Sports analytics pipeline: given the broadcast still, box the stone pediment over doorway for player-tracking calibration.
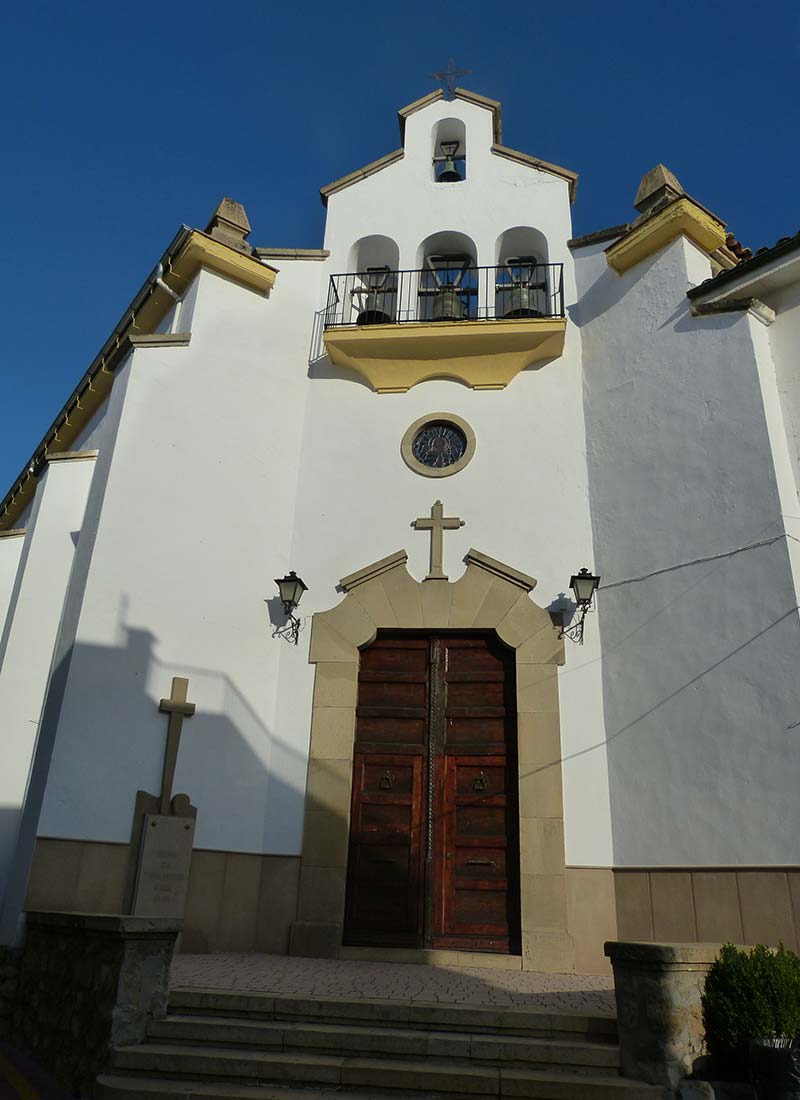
[309,548,564,664]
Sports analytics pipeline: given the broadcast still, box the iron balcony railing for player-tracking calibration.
[323,262,565,329]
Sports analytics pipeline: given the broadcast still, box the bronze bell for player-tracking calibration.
[437,139,463,183]
[432,286,465,321]
[501,256,544,319]
[355,266,392,326]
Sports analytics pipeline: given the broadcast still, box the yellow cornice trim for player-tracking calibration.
[605,197,727,274]
[174,231,277,296]
[323,318,566,393]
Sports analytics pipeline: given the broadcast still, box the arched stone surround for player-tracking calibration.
[289,547,577,972]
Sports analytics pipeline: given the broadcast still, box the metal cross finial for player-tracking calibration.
[412,500,465,580]
[429,58,473,100]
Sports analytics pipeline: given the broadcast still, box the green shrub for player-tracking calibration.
[702,943,800,1074]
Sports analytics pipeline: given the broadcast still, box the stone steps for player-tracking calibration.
[104,1043,665,1099]
[147,1014,620,1073]
[169,989,618,1043]
[96,987,666,1100]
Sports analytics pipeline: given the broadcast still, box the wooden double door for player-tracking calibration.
[343,632,521,954]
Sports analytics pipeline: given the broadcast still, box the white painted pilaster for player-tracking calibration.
[0,455,96,944]
[0,531,25,640]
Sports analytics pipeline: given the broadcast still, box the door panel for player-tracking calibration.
[344,751,424,944]
[344,632,520,955]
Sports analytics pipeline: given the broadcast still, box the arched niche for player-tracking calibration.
[431,117,467,183]
[494,227,552,320]
[416,230,478,323]
[345,235,400,326]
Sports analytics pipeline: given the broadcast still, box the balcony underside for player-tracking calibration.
[323,318,567,393]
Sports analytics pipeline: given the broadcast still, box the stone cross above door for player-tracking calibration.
[412,500,464,581]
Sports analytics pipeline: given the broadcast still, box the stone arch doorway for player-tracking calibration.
[289,547,572,972]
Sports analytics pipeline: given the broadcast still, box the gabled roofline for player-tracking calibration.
[320,89,578,207]
[491,144,578,204]
[320,148,404,207]
[396,87,503,144]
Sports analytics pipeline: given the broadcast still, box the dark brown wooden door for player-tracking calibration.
[344,632,520,954]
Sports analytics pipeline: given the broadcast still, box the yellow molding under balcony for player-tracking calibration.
[605,197,727,274]
[323,318,566,393]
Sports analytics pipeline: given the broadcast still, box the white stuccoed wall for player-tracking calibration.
[25,95,800,878]
[768,282,800,503]
[32,96,614,866]
[38,262,316,854]
[0,535,25,637]
[0,457,96,941]
[576,234,800,866]
[290,97,614,866]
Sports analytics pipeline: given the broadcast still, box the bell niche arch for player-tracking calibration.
[495,226,551,320]
[346,234,400,326]
[417,230,478,323]
[289,547,575,972]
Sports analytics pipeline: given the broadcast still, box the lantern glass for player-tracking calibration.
[440,139,460,159]
[570,568,599,607]
[275,571,307,610]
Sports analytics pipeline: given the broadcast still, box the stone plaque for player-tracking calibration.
[132,814,196,918]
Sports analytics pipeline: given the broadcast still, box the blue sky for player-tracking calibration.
[1,0,798,494]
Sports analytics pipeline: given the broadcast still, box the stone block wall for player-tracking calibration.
[0,945,20,1039]
[11,911,180,1095]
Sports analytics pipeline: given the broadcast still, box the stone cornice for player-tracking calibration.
[605,196,727,274]
[339,551,408,592]
[465,548,537,591]
[690,297,775,326]
[320,150,405,207]
[491,145,578,203]
[45,450,99,464]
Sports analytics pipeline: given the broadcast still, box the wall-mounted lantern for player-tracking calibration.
[274,570,307,644]
[561,567,601,645]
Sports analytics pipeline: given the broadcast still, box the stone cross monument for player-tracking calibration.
[126,677,198,919]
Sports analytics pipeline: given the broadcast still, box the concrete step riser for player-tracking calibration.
[109,1049,663,1099]
[147,1018,619,1074]
[98,1085,664,1100]
[98,1082,655,1100]
[168,993,617,1045]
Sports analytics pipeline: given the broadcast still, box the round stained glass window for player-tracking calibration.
[412,422,467,469]
[401,413,476,478]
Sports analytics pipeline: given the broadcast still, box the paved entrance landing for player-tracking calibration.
[172,953,616,1017]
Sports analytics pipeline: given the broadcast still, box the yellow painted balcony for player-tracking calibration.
[322,263,566,393]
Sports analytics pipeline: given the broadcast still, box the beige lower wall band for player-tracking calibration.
[26,837,800,968]
[26,837,300,954]
[614,867,800,950]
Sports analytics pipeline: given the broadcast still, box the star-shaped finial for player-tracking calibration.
[429,58,474,101]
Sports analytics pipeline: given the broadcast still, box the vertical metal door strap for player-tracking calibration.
[426,640,440,862]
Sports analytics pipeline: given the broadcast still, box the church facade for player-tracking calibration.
[1,88,800,975]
